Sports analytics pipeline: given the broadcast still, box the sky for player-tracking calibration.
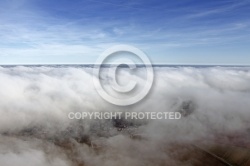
[0,0,250,65]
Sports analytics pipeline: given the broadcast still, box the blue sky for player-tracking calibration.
[0,0,250,64]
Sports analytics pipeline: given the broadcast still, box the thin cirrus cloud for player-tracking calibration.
[0,0,250,64]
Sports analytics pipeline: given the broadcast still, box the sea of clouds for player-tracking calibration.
[0,66,250,166]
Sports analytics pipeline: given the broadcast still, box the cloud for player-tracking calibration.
[0,66,250,165]
[1,44,100,57]
[1,0,250,64]
[0,136,71,166]
[187,0,250,18]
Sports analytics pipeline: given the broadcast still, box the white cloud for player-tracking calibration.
[0,66,249,165]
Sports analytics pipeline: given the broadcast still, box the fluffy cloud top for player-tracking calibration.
[0,66,250,166]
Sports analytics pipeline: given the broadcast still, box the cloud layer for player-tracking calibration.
[0,66,250,166]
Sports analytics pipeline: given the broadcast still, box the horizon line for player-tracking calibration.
[0,63,249,67]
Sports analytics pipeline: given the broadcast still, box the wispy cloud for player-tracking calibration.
[187,0,250,18]
[0,0,250,64]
